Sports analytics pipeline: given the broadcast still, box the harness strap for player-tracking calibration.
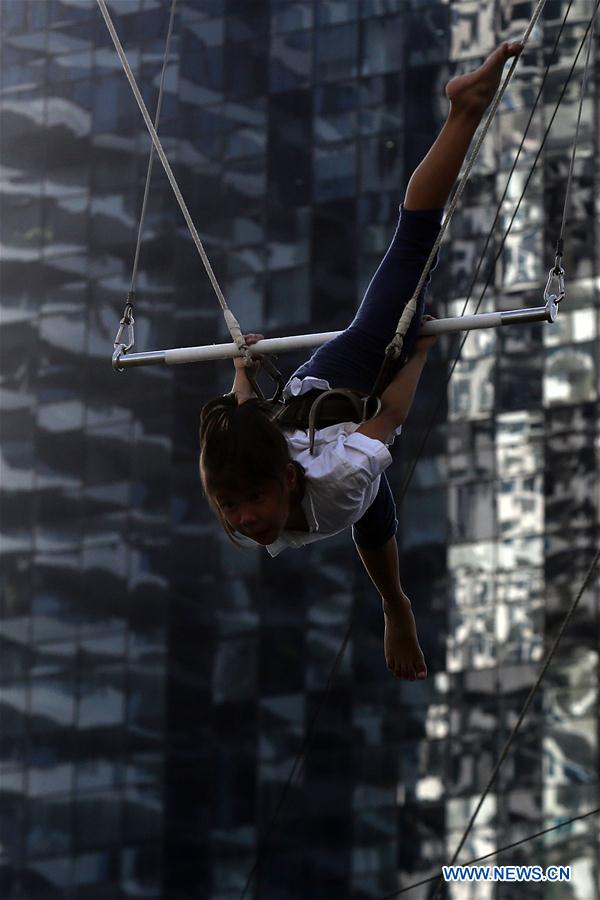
[273,388,381,454]
[307,389,363,453]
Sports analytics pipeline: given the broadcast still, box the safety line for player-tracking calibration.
[399,0,600,507]
[239,5,599,896]
[129,0,177,295]
[386,0,547,357]
[427,547,600,900]
[454,0,575,331]
[95,0,247,353]
[402,9,600,896]
[382,805,600,898]
[557,13,595,248]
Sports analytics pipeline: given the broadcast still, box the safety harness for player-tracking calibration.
[272,388,382,453]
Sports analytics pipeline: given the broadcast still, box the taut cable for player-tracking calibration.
[97,0,249,360]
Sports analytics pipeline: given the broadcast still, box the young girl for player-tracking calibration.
[200,43,523,682]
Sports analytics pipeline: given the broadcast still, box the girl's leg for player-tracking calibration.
[319,43,523,682]
[353,480,427,681]
[289,42,524,392]
[355,536,427,681]
[405,41,523,210]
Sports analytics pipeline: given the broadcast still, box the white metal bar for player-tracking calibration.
[114,300,558,370]
[166,332,340,364]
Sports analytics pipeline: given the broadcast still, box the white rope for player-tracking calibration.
[389,0,547,355]
[95,0,247,354]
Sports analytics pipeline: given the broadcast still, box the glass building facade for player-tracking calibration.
[0,1,598,898]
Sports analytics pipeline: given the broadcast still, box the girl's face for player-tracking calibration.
[215,465,297,545]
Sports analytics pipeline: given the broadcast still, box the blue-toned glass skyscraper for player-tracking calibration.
[0,1,598,898]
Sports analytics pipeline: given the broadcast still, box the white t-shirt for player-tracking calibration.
[263,375,398,557]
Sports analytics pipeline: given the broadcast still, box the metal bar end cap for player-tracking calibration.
[545,296,559,323]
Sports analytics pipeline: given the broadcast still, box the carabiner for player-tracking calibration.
[113,304,135,354]
[112,303,135,372]
[240,350,286,404]
[544,261,565,306]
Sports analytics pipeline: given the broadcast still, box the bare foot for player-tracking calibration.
[446,42,524,117]
[383,600,427,682]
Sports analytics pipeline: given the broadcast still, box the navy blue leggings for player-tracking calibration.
[290,205,443,549]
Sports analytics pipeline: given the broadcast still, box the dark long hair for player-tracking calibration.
[199,394,304,546]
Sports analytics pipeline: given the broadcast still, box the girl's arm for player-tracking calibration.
[230,333,264,405]
[356,347,429,444]
[357,316,438,444]
[230,367,257,404]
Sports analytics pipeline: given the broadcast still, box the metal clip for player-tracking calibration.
[112,304,135,372]
[114,305,135,351]
[241,350,286,404]
[544,261,565,306]
[259,356,286,404]
[244,362,265,400]
[362,394,382,421]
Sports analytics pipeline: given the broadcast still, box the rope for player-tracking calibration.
[428,547,600,900]
[556,12,595,258]
[406,13,600,894]
[383,805,600,898]
[96,0,248,355]
[384,0,547,362]
[113,0,177,363]
[399,0,600,509]
[129,0,177,296]
[238,4,600,894]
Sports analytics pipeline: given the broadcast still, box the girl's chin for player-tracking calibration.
[254,528,280,544]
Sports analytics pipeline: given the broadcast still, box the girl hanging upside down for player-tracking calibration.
[199,42,523,682]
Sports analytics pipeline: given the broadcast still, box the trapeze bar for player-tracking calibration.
[114,298,558,370]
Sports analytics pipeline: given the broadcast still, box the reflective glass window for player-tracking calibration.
[316,0,359,26]
[270,29,312,92]
[361,15,403,75]
[314,141,356,202]
[225,39,268,98]
[314,22,358,82]
[27,797,72,857]
[360,136,402,193]
[271,1,313,35]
